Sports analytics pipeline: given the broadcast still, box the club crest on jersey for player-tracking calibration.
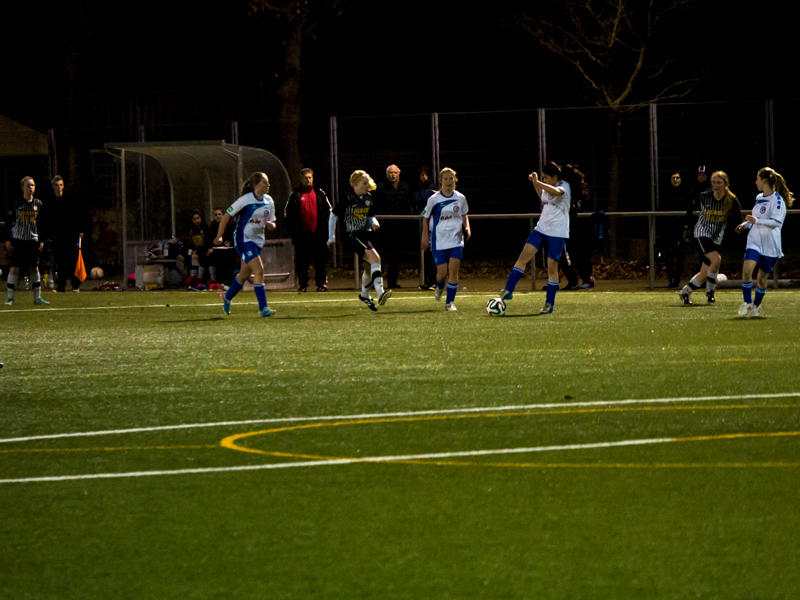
[759,206,767,215]
[453,206,460,213]
[365,199,371,206]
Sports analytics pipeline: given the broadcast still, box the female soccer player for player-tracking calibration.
[420,168,470,311]
[500,162,581,314]
[327,170,391,311]
[736,167,794,317]
[679,171,743,305]
[5,176,49,306]
[215,172,277,317]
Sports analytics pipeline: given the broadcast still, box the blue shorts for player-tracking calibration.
[744,249,778,274]
[237,241,262,264]
[432,246,463,266]
[526,230,567,261]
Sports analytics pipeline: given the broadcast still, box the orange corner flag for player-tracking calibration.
[75,243,87,282]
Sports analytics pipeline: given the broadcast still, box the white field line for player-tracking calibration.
[0,293,477,314]
[2,392,799,445]
[0,437,674,484]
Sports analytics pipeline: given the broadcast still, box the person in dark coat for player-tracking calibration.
[284,168,332,292]
[373,164,414,288]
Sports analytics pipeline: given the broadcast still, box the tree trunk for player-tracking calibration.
[277,23,303,186]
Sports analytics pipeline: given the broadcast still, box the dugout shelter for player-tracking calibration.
[105,140,294,289]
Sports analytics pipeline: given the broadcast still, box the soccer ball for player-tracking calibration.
[486,297,506,316]
[90,267,104,280]
[716,273,727,283]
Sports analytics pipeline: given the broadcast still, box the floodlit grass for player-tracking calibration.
[1,288,799,599]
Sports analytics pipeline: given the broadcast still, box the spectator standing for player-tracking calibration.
[412,167,437,290]
[48,175,87,293]
[284,168,332,292]
[4,176,49,306]
[374,164,413,289]
[660,171,687,287]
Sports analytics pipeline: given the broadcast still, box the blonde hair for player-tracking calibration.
[349,170,376,191]
[758,167,794,207]
[710,170,739,215]
[20,176,34,188]
[439,167,458,186]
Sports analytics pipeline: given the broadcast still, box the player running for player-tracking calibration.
[679,171,744,305]
[327,170,391,311]
[736,167,794,317]
[420,168,470,311]
[500,162,583,314]
[216,172,277,317]
[4,176,49,306]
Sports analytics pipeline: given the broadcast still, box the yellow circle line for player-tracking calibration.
[219,404,799,465]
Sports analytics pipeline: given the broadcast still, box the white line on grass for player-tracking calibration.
[2,392,798,445]
[0,437,675,484]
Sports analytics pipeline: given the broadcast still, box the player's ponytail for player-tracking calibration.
[759,167,794,207]
[560,163,587,209]
[241,172,268,196]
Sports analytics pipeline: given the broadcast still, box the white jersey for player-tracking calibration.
[746,192,786,258]
[228,192,276,248]
[421,190,469,251]
[535,181,571,239]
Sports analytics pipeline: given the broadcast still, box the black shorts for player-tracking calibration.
[9,239,41,269]
[694,237,722,257]
[345,230,376,261]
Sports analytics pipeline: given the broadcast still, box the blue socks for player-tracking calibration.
[254,283,267,311]
[225,274,244,301]
[742,281,752,304]
[754,286,766,307]
[446,282,458,304]
[505,267,524,292]
[546,280,558,306]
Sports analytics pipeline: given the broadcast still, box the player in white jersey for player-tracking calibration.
[215,172,277,317]
[500,162,582,314]
[736,167,794,317]
[420,168,470,311]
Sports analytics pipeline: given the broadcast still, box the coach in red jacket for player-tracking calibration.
[284,168,332,292]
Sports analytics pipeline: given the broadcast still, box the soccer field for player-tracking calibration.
[1,288,799,599]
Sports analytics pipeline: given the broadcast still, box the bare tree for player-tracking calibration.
[515,0,706,212]
[248,0,345,184]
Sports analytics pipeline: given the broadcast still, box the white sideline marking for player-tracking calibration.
[0,437,674,484]
[1,392,798,445]
[0,293,466,314]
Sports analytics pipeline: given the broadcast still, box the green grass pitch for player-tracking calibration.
[1,288,798,599]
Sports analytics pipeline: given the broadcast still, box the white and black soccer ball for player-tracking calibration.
[716,273,727,283]
[90,267,104,280]
[486,297,506,316]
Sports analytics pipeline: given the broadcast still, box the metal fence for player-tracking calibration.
[1,98,797,277]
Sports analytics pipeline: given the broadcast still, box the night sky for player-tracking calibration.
[1,0,796,129]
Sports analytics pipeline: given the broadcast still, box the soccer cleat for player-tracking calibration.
[5,299,13,306]
[540,303,554,314]
[34,298,50,305]
[445,302,457,311]
[738,302,750,317]
[260,307,276,318]
[222,293,231,315]
[434,285,444,301]
[316,285,328,292]
[359,294,378,312]
[706,290,715,303]
[679,291,692,305]
[378,289,393,306]
[499,289,513,301]
[747,304,761,318]
[298,286,308,293]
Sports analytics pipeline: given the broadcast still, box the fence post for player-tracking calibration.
[330,116,339,268]
[765,99,775,168]
[432,113,440,183]
[648,104,658,290]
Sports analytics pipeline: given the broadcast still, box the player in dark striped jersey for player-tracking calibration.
[4,177,50,306]
[679,171,743,305]
[327,170,392,311]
